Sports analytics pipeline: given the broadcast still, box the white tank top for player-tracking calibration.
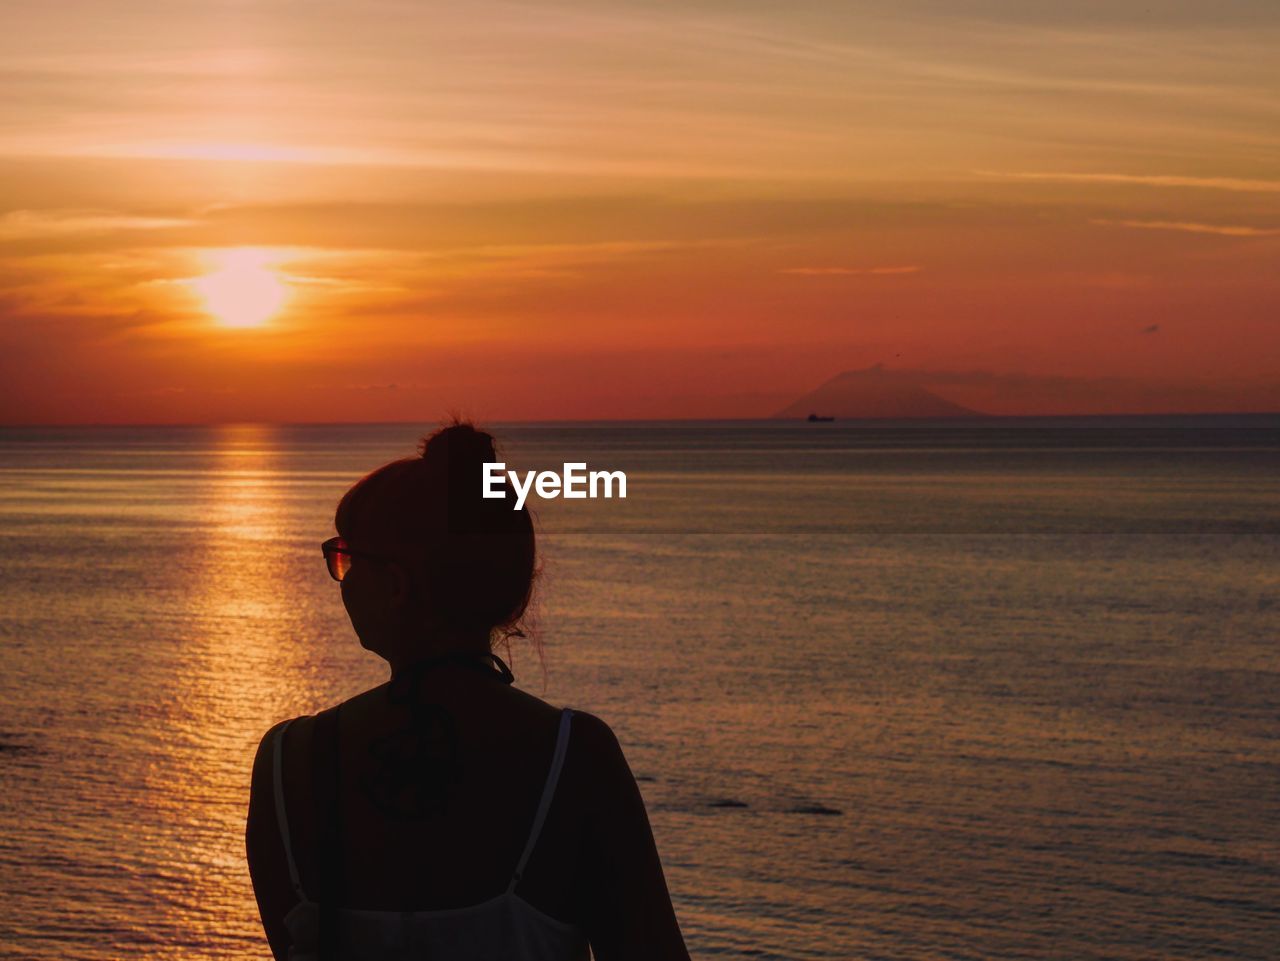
[272,707,590,961]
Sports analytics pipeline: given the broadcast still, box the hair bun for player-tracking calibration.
[419,421,498,470]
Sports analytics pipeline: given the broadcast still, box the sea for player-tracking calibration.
[0,416,1277,960]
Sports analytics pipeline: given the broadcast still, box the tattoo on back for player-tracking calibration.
[362,702,462,819]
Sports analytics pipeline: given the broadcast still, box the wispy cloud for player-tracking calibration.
[1091,218,1280,237]
[0,209,194,240]
[780,265,921,276]
[978,170,1280,194]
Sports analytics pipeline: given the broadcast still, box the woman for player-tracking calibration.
[246,422,690,961]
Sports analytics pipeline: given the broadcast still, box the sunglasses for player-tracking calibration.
[321,536,398,582]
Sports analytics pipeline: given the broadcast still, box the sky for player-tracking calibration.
[1,0,1277,423]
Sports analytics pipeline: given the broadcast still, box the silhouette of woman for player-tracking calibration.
[246,422,690,961]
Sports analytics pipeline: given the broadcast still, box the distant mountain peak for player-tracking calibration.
[774,365,986,419]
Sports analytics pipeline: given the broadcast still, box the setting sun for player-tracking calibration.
[189,248,290,329]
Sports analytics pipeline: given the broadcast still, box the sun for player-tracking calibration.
[189,248,290,328]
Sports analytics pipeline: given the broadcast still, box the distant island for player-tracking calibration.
[776,364,986,420]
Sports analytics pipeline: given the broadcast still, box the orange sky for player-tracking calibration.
[1,1,1277,422]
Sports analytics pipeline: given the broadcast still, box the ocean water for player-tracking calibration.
[0,418,1277,960]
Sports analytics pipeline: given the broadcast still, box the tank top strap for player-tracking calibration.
[271,718,306,900]
[507,707,574,893]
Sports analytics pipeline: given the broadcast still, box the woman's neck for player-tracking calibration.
[385,629,492,678]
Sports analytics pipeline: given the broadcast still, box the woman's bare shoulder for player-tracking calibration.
[248,715,319,823]
[569,710,623,757]
[562,710,637,802]
[251,716,302,780]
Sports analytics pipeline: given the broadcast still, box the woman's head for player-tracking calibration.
[332,421,535,662]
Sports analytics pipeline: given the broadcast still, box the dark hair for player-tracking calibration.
[334,420,536,644]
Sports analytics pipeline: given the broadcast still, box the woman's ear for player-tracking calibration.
[386,561,413,608]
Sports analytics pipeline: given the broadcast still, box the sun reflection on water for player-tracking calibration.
[160,425,316,953]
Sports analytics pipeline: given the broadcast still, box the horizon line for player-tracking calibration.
[2,410,1279,430]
